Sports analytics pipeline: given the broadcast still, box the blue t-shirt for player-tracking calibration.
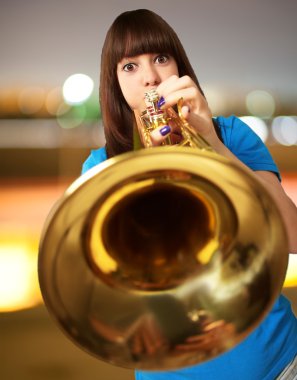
[82,116,297,380]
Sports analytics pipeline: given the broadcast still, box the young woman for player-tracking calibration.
[82,9,297,380]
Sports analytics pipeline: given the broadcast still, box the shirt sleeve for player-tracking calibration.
[216,115,280,180]
[81,147,107,174]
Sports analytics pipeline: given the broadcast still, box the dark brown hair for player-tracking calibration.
[100,9,207,158]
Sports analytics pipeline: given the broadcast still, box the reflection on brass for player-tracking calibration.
[38,91,288,370]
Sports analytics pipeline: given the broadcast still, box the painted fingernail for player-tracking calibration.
[160,125,171,136]
[157,96,165,108]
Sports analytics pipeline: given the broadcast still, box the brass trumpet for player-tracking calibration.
[38,90,288,370]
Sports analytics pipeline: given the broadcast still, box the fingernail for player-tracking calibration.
[157,96,165,108]
[160,125,171,136]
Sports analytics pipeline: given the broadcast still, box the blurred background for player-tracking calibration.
[0,0,296,379]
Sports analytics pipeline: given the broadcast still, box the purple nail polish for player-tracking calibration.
[157,96,165,108]
[160,125,171,136]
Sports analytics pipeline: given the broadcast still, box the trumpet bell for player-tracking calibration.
[38,147,288,370]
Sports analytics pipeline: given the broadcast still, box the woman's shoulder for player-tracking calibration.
[215,115,261,147]
[81,146,107,174]
[215,115,280,177]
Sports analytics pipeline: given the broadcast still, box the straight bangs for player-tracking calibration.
[110,13,179,65]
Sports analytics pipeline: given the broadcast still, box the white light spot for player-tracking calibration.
[63,73,94,105]
[271,116,297,146]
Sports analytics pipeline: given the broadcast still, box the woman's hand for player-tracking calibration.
[150,75,221,149]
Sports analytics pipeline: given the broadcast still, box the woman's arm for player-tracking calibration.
[154,75,297,253]
[213,140,297,254]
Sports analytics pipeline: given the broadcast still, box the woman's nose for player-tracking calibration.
[143,66,161,86]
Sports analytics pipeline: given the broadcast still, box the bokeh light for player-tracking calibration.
[62,73,94,105]
[271,116,297,146]
[203,86,227,116]
[18,86,46,115]
[57,104,87,128]
[0,236,41,312]
[246,90,275,118]
[45,87,64,116]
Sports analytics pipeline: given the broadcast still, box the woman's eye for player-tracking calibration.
[155,55,169,64]
[123,63,136,72]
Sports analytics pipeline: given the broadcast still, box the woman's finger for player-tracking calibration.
[150,125,172,145]
[157,75,194,99]
[159,87,200,111]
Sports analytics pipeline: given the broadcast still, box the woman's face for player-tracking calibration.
[117,53,179,111]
